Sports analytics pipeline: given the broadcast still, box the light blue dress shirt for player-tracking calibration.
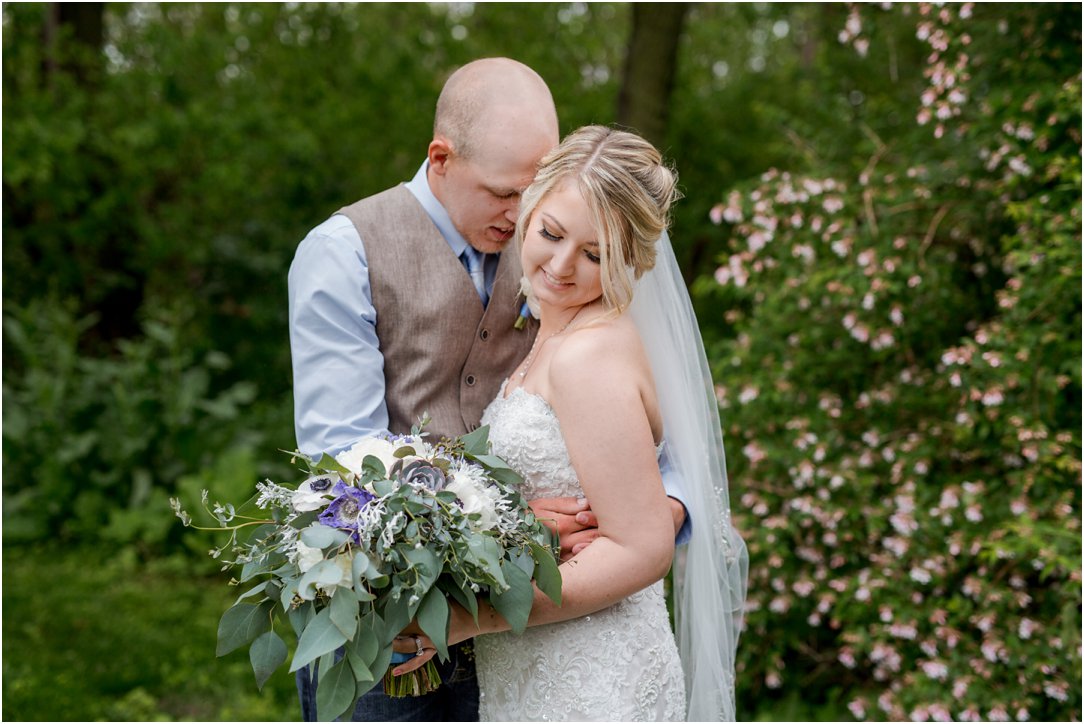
[288,161,691,543]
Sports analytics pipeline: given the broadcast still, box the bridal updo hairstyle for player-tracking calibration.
[516,125,679,314]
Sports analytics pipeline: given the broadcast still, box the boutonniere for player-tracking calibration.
[514,301,533,330]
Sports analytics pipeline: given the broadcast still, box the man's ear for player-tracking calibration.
[427,137,454,175]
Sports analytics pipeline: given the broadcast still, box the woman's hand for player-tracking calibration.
[390,633,438,676]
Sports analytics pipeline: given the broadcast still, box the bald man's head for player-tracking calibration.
[426,58,560,254]
[434,58,559,162]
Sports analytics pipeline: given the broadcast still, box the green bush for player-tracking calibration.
[699,4,1081,720]
[1,298,276,551]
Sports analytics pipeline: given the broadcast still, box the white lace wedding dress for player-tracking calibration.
[474,383,686,722]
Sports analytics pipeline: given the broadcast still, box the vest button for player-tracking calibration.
[465,374,476,386]
[480,328,490,341]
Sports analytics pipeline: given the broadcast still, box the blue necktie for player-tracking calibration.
[461,246,489,306]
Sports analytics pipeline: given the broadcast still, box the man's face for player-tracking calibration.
[437,137,555,255]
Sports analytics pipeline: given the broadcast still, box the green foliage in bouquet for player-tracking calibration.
[173,425,561,721]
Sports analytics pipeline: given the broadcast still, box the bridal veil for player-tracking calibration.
[628,231,749,721]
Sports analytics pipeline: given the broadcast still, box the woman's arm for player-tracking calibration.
[455,325,675,637]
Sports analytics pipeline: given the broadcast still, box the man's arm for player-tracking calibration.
[288,215,388,456]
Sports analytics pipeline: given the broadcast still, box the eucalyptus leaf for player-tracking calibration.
[490,560,534,634]
[344,613,380,679]
[357,642,394,696]
[315,656,357,722]
[487,466,525,487]
[416,588,450,661]
[531,543,563,606]
[328,588,360,639]
[301,524,350,550]
[288,600,315,638]
[217,600,274,656]
[249,630,288,691]
[298,559,347,601]
[309,452,352,475]
[361,455,386,478]
[289,509,319,530]
[290,607,349,673]
[402,546,441,591]
[458,425,490,456]
[447,579,479,621]
[380,592,413,643]
[466,536,507,589]
[235,580,271,604]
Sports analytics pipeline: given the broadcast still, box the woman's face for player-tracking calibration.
[521,181,605,312]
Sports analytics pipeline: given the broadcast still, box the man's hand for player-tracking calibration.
[530,496,687,562]
[529,496,598,562]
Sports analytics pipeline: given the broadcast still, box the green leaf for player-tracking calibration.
[301,524,350,550]
[298,559,346,601]
[416,588,450,661]
[359,642,394,696]
[380,592,413,643]
[488,466,525,487]
[531,543,562,606]
[459,425,490,456]
[328,588,360,639]
[472,454,513,471]
[249,630,288,691]
[217,600,274,656]
[447,578,479,621]
[362,455,386,478]
[235,580,272,604]
[316,656,357,722]
[309,453,352,475]
[402,545,441,592]
[466,536,507,589]
[490,560,534,634]
[290,607,349,673]
[288,600,314,637]
[344,613,380,681]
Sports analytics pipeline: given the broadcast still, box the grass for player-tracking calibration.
[2,544,298,721]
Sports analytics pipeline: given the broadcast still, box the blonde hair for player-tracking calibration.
[516,126,679,314]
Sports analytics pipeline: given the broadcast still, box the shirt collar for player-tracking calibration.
[404,160,471,258]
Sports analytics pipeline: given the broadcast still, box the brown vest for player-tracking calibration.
[339,186,537,440]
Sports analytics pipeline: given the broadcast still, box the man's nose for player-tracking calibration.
[502,200,519,224]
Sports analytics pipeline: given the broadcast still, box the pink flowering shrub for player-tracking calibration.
[704,4,1081,720]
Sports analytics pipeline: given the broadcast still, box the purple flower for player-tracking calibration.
[318,482,376,535]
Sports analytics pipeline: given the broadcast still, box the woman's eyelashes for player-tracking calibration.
[538,225,561,241]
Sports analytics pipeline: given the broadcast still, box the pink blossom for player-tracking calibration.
[906,567,932,585]
[1018,618,1038,639]
[921,660,949,680]
[848,698,866,719]
[709,204,724,225]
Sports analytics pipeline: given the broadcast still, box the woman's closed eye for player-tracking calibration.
[539,225,561,241]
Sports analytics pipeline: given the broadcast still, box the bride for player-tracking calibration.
[401,126,747,721]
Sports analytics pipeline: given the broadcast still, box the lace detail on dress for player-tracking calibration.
[475,384,686,722]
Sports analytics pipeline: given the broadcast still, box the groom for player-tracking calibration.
[288,57,687,721]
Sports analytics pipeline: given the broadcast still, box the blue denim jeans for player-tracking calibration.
[296,643,479,722]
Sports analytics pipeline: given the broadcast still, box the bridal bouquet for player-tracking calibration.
[172,424,561,720]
